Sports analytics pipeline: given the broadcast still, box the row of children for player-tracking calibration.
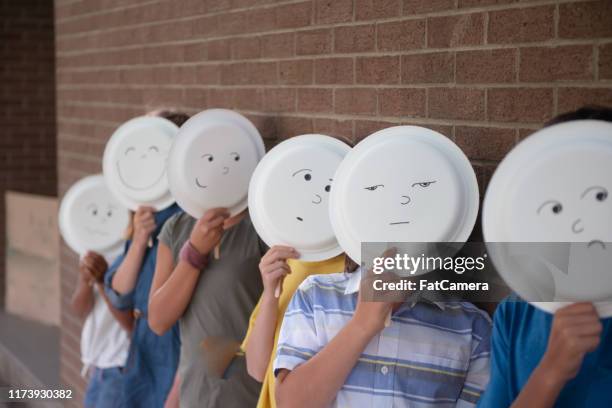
[62,105,612,408]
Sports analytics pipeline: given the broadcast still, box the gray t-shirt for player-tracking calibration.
[158,211,265,408]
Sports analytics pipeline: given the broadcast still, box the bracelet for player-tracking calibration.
[179,241,209,271]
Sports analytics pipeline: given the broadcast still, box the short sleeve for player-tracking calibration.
[273,278,320,376]
[103,247,135,311]
[157,212,180,250]
[240,296,261,352]
[476,302,513,408]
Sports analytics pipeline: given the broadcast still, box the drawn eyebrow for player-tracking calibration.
[292,168,312,177]
[230,151,239,155]
[536,200,559,214]
[201,153,213,158]
[124,147,135,155]
[148,145,159,152]
[86,203,98,210]
[580,185,607,199]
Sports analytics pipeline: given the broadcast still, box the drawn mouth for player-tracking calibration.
[296,217,303,222]
[587,240,606,249]
[116,161,165,191]
[389,221,410,225]
[195,178,207,189]
[84,227,109,236]
[312,194,322,204]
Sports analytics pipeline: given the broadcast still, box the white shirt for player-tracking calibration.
[81,287,130,373]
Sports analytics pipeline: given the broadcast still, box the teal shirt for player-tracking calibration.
[478,297,612,407]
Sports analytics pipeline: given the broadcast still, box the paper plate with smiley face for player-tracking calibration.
[167,109,265,218]
[330,126,479,265]
[249,134,351,261]
[59,174,130,260]
[103,116,179,211]
[483,120,612,316]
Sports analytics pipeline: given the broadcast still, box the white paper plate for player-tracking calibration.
[330,126,479,264]
[59,174,130,260]
[103,116,179,211]
[167,109,265,218]
[483,120,612,316]
[249,134,351,261]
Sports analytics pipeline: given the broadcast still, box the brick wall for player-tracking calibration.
[55,0,612,400]
[0,0,57,308]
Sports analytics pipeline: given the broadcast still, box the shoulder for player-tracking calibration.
[298,272,351,294]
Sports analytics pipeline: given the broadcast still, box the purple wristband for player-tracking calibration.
[179,241,209,270]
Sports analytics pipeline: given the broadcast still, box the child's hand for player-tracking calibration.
[189,208,229,256]
[80,250,108,283]
[540,302,602,384]
[258,246,298,298]
[133,206,156,245]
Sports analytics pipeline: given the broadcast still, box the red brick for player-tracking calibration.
[263,88,296,112]
[231,37,261,59]
[261,33,295,58]
[429,88,485,120]
[275,1,312,29]
[335,88,378,115]
[377,19,426,51]
[599,44,612,80]
[455,126,516,161]
[296,29,332,55]
[313,118,354,140]
[356,56,400,84]
[402,52,454,83]
[233,88,264,110]
[458,0,514,7]
[315,58,354,84]
[488,6,554,44]
[487,88,553,123]
[557,87,612,114]
[298,88,334,113]
[559,1,612,39]
[519,45,594,82]
[334,24,376,53]
[354,119,400,141]
[355,0,401,20]
[427,13,484,48]
[275,116,314,139]
[403,0,454,14]
[206,40,231,60]
[456,49,517,84]
[378,88,427,117]
[315,0,354,24]
[279,60,314,85]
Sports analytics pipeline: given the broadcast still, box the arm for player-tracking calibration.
[275,273,392,408]
[245,246,297,381]
[148,208,228,335]
[111,207,155,295]
[510,303,602,408]
[96,282,134,332]
[70,272,94,319]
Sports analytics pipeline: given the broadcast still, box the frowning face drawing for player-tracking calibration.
[249,135,351,260]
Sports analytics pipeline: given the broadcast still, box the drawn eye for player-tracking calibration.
[202,154,214,162]
[412,181,436,188]
[304,173,312,181]
[124,147,136,156]
[325,185,331,193]
[230,152,240,162]
[107,210,113,217]
[148,146,159,153]
[537,200,563,215]
[596,191,608,202]
[364,184,384,191]
[90,207,98,216]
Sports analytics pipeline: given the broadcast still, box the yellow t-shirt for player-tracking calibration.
[240,255,345,408]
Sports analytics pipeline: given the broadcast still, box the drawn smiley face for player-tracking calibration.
[330,126,479,264]
[167,109,266,218]
[103,116,178,210]
[249,135,351,261]
[59,175,130,257]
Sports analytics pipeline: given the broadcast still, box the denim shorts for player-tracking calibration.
[84,366,124,408]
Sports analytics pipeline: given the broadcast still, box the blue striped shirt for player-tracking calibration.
[274,270,492,408]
